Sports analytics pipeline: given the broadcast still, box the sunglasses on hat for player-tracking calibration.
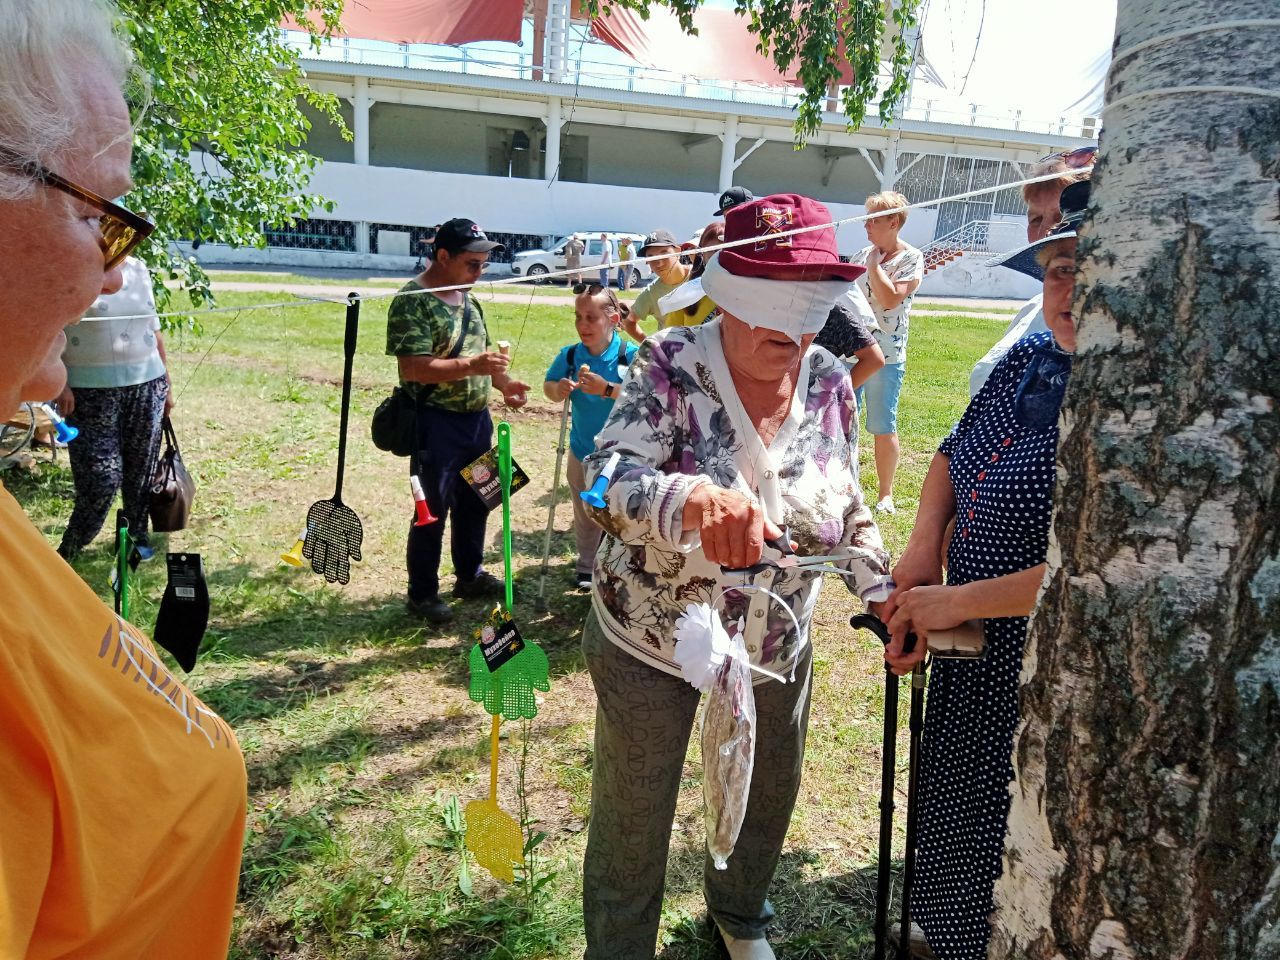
[572,281,622,308]
[1037,145,1097,169]
[2,149,153,270]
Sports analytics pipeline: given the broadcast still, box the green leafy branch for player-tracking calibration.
[116,0,350,318]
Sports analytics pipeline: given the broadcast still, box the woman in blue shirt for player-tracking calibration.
[543,283,638,588]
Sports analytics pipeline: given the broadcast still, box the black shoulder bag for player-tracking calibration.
[372,298,473,456]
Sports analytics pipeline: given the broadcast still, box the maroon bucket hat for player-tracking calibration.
[718,193,865,282]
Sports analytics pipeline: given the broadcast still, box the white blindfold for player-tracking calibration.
[699,255,851,345]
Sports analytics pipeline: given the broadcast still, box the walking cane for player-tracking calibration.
[534,398,571,612]
[851,613,923,960]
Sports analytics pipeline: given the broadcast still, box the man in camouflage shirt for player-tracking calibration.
[387,218,531,624]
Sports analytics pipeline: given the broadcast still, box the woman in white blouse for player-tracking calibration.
[580,194,890,960]
[56,255,172,560]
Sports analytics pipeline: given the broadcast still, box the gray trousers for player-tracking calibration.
[581,610,813,959]
[566,453,603,579]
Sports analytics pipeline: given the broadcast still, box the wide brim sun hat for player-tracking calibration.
[988,181,1091,281]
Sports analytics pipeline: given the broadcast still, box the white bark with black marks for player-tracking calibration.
[990,1,1280,958]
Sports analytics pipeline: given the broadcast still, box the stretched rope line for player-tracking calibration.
[91,165,1076,324]
[1102,85,1280,116]
[173,307,247,402]
[340,167,1077,306]
[1111,20,1280,65]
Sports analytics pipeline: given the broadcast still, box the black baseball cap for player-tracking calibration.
[433,218,504,255]
[714,185,754,216]
[640,229,680,254]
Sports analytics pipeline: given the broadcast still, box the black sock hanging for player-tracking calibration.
[152,552,210,672]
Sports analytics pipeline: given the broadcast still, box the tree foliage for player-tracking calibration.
[117,0,348,313]
[589,0,922,142]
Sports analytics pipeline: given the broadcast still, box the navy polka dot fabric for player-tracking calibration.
[915,332,1062,960]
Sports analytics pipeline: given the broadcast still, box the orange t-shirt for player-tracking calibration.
[0,483,247,959]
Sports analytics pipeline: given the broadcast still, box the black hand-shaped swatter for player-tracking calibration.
[303,295,364,584]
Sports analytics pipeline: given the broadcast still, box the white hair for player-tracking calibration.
[0,0,132,200]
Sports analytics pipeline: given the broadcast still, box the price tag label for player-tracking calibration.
[460,447,529,511]
[478,607,525,673]
[166,553,204,603]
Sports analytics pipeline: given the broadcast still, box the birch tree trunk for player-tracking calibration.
[989,2,1280,958]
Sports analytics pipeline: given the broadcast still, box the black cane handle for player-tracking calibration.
[851,612,918,655]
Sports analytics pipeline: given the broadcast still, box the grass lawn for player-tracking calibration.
[8,294,1002,959]
[913,301,1017,315]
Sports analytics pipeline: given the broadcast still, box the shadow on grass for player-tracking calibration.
[246,704,577,795]
[654,841,896,960]
[235,712,583,960]
[196,558,588,668]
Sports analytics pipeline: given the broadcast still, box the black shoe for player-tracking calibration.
[452,571,505,600]
[406,595,454,623]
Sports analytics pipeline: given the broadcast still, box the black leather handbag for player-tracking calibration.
[148,416,196,532]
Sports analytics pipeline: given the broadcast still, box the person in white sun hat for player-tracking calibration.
[882,180,1092,960]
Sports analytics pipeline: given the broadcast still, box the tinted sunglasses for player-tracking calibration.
[1,149,154,270]
[1037,145,1097,169]
[571,282,622,311]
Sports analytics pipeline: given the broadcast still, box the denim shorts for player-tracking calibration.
[856,361,906,435]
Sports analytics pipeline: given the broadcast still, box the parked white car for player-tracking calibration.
[510,232,650,286]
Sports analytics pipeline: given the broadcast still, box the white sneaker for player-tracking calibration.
[718,926,777,960]
[874,496,897,514]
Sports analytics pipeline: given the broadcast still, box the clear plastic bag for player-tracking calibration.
[701,635,757,870]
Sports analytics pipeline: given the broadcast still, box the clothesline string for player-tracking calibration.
[90,166,1079,324]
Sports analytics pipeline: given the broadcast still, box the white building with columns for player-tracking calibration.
[189,27,1098,299]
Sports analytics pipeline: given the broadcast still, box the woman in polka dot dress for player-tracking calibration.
[879,182,1091,959]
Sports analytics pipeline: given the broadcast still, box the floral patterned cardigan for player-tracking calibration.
[583,319,890,681]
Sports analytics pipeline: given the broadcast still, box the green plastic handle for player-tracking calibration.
[115,510,129,621]
[497,422,513,612]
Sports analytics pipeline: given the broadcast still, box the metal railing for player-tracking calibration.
[283,31,1101,139]
[920,220,1025,273]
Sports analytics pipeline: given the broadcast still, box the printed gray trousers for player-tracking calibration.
[581,610,813,959]
[59,376,168,557]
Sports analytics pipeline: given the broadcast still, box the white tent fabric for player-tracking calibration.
[912,0,1115,119]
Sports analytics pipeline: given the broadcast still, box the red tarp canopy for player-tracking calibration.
[587,5,855,87]
[286,0,524,46]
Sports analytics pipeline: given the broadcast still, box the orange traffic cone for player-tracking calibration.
[411,475,439,526]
